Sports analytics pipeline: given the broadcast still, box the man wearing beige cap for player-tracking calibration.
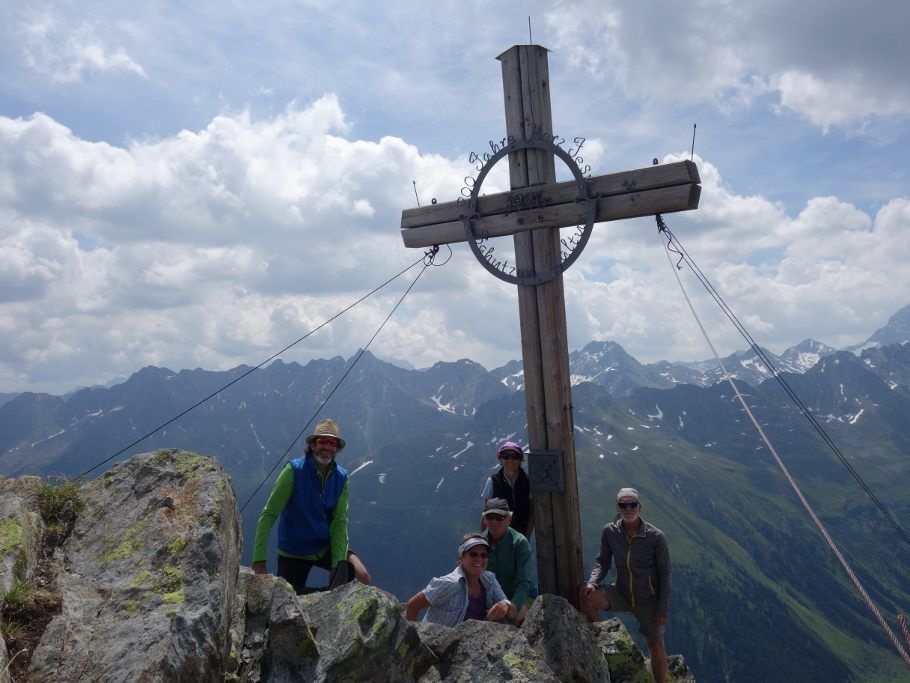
[481,497,533,625]
[251,418,370,592]
[579,487,671,683]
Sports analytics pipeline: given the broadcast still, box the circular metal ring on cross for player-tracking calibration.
[461,137,596,286]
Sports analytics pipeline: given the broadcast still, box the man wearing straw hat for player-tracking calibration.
[251,418,370,592]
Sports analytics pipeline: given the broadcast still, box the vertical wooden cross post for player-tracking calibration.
[400,45,700,602]
[502,44,583,600]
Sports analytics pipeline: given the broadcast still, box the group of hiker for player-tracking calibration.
[252,418,672,683]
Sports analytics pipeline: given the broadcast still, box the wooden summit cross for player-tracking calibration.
[400,45,700,602]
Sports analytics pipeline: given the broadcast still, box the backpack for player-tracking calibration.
[298,559,356,595]
[328,559,355,589]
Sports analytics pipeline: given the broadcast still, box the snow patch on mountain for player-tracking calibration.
[449,442,473,459]
[32,430,66,447]
[793,352,822,370]
[430,384,458,414]
[249,420,265,451]
[349,460,373,476]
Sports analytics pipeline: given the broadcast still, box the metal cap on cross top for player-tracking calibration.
[399,44,700,603]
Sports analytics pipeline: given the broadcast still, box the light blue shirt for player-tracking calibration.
[421,566,507,627]
[480,476,495,500]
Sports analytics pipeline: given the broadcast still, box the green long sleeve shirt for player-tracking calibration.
[487,527,533,609]
[252,462,350,568]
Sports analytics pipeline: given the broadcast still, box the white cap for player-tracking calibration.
[616,487,640,502]
[458,536,490,557]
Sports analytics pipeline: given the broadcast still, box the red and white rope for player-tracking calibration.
[899,613,910,653]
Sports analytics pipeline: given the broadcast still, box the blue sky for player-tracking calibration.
[2,0,909,393]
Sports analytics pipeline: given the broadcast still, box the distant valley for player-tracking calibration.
[1,304,909,682]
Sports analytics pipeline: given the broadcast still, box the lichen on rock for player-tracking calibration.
[25,449,242,682]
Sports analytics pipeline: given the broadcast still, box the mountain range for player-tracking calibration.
[1,304,909,682]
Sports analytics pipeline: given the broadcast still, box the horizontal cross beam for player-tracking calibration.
[401,159,700,249]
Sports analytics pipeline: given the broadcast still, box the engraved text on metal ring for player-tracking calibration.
[460,136,595,286]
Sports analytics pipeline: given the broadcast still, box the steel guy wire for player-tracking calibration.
[239,247,438,512]
[663,233,910,670]
[656,215,910,549]
[75,253,433,480]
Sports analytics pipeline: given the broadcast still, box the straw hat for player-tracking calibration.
[305,418,346,451]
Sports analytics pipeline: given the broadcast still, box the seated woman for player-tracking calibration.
[404,533,517,627]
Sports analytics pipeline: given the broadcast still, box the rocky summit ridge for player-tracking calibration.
[0,450,694,682]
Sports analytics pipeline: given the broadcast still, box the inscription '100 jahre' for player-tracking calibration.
[459,128,588,207]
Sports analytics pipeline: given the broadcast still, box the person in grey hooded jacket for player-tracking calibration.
[579,487,671,683]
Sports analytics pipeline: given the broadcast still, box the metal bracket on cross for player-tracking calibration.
[527,448,566,492]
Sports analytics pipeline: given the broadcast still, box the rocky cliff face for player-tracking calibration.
[0,450,694,682]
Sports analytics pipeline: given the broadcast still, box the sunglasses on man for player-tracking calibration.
[499,452,523,461]
[315,436,341,448]
[617,501,639,509]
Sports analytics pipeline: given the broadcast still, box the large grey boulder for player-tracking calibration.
[27,449,242,682]
[226,567,319,682]
[410,595,692,683]
[521,593,611,681]
[227,567,271,681]
[298,580,436,681]
[0,475,45,683]
[594,619,652,683]
[228,578,436,682]
[416,618,555,682]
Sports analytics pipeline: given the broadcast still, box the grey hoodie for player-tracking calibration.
[588,517,671,617]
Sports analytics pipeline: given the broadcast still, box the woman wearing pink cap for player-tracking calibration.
[480,440,533,538]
